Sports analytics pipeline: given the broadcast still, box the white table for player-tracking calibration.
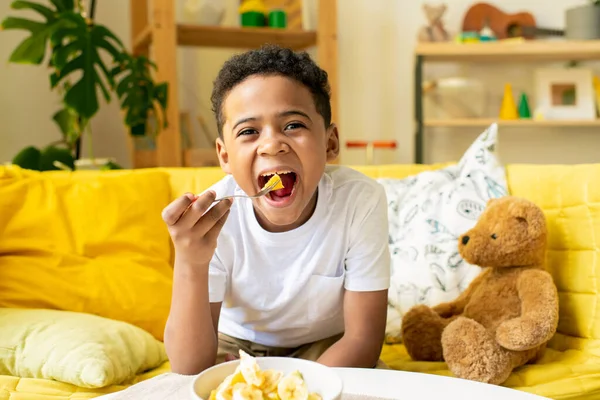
[98,368,549,400]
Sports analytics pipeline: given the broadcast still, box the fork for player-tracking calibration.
[181,177,281,219]
[213,175,282,202]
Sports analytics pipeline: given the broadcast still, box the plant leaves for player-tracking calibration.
[112,54,169,135]
[7,22,62,64]
[11,1,56,21]
[1,1,65,65]
[1,16,45,33]
[12,145,41,171]
[49,0,75,12]
[49,12,124,119]
[155,82,168,110]
[52,107,80,145]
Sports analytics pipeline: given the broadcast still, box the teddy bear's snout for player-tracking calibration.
[461,235,470,245]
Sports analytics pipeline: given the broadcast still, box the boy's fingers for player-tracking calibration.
[196,199,232,236]
[205,208,231,242]
[179,190,218,227]
[161,193,196,225]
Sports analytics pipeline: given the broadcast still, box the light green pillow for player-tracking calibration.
[0,308,167,388]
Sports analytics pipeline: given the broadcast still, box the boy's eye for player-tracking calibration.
[284,122,305,131]
[238,128,258,137]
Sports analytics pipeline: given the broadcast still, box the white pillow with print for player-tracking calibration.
[378,123,508,340]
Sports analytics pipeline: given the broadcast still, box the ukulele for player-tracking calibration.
[462,3,564,39]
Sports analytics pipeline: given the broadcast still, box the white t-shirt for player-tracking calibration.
[207,165,391,348]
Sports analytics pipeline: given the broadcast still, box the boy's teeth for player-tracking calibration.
[261,170,292,176]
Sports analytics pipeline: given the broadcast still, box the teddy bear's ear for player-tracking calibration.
[508,200,547,238]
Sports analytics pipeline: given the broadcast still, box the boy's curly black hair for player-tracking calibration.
[211,44,331,137]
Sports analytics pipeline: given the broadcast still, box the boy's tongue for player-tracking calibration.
[270,173,295,198]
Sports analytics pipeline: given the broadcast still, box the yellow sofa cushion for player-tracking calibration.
[0,166,174,340]
[0,308,167,389]
[381,343,600,400]
[506,164,600,349]
[0,361,172,400]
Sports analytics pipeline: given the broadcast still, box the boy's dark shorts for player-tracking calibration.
[217,332,388,369]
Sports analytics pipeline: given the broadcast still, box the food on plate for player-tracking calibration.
[262,174,285,191]
[209,350,322,400]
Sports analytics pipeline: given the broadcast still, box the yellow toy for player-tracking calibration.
[499,83,518,120]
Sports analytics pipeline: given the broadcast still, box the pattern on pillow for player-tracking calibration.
[378,124,508,340]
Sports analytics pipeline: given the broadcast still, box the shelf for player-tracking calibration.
[416,40,600,62]
[424,118,600,128]
[133,24,317,53]
[133,25,152,53]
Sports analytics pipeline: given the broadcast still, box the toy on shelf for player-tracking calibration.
[455,31,480,43]
[268,9,287,28]
[346,141,397,165]
[263,0,302,29]
[499,83,518,120]
[239,0,268,27]
[239,0,290,28]
[462,3,564,40]
[184,0,225,25]
[418,3,450,43]
[478,18,497,41]
[518,92,531,119]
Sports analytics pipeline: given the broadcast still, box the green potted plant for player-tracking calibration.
[566,0,600,40]
[1,0,168,171]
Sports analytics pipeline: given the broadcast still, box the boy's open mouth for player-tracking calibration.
[258,171,297,202]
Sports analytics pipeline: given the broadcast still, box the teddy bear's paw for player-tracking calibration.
[402,305,446,361]
[496,317,551,351]
[442,317,512,385]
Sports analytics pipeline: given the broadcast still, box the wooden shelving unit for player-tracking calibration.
[416,40,600,62]
[128,0,337,168]
[424,118,600,128]
[133,24,318,52]
[414,39,600,163]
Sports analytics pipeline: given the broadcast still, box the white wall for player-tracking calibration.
[1,0,598,168]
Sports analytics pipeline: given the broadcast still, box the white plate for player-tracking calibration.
[334,368,550,400]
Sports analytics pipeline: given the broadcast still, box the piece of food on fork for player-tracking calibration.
[262,173,284,191]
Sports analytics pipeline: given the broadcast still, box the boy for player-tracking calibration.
[161,44,390,374]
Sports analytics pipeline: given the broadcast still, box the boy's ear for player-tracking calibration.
[216,137,232,174]
[326,123,340,162]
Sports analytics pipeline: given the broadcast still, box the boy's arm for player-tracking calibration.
[164,264,223,374]
[317,182,391,368]
[317,289,388,368]
[162,188,231,375]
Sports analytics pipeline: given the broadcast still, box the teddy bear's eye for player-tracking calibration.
[491,233,497,239]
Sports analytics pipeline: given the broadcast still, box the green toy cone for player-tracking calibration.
[518,92,531,119]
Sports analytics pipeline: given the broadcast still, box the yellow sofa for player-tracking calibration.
[1,163,600,400]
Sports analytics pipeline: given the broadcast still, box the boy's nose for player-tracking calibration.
[258,134,289,156]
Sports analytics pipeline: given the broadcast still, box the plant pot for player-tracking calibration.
[566,4,600,40]
[74,158,120,170]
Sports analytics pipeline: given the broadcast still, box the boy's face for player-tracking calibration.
[216,74,339,232]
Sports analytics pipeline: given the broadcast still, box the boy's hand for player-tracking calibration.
[162,191,232,268]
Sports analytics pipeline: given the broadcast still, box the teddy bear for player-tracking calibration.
[401,196,559,385]
[418,3,450,42]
